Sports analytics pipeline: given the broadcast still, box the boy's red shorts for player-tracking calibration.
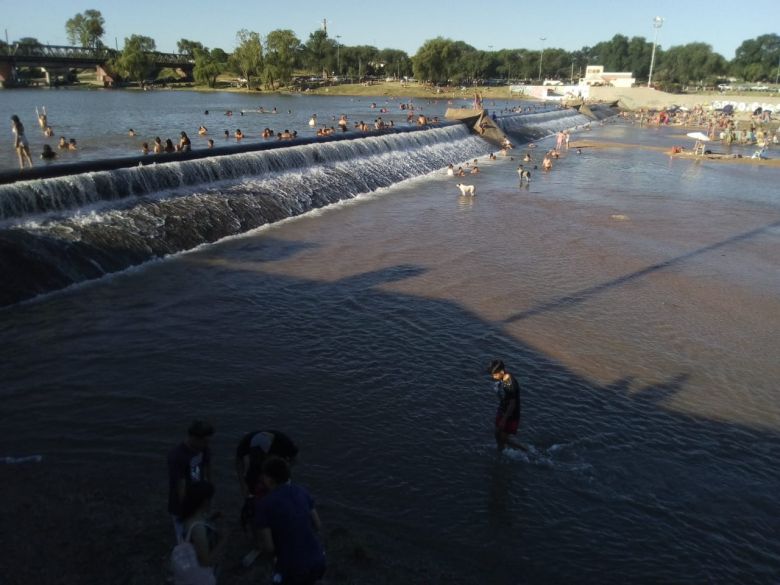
[495,414,519,434]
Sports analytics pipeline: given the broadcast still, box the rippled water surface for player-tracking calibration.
[2,114,779,584]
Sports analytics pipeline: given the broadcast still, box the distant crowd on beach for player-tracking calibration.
[625,104,779,149]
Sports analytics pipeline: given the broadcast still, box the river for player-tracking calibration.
[1,89,779,585]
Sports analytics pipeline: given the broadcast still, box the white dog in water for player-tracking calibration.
[456,183,476,196]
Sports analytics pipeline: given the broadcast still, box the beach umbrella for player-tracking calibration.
[686,131,710,141]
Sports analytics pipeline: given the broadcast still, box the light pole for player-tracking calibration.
[647,16,664,88]
[775,53,779,85]
[336,35,341,77]
[538,37,546,82]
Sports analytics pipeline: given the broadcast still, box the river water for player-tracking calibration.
[1,90,779,585]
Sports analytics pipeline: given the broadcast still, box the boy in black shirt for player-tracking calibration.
[489,360,527,452]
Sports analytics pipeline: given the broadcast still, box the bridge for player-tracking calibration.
[0,44,194,87]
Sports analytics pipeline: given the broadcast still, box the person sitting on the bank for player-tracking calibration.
[164,138,175,153]
[446,163,454,176]
[141,142,149,155]
[153,137,163,153]
[40,144,57,160]
[207,138,214,148]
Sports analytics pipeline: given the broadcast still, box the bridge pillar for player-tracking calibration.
[0,61,15,88]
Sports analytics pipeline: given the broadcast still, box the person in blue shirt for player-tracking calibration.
[253,457,326,584]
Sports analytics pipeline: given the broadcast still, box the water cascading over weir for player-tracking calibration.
[0,106,616,306]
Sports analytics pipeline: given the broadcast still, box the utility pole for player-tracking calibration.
[647,16,664,88]
[336,35,341,77]
[775,54,779,85]
[538,37,546,82]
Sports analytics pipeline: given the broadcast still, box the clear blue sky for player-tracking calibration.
[3,0,778,60]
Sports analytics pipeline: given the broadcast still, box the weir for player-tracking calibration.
[0,107,615,307]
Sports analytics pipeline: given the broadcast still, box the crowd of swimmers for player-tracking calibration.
[10,109,81,169]
[9,100,447,169]
[443,128,584,195]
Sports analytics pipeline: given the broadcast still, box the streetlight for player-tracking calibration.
[538,37,546,82]
[647,16,664,88]
[336,35,341,77]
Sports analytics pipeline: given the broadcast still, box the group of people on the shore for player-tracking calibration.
[629,105,779,150]
[168,422,326,585]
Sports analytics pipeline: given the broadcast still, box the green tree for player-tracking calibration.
[194,48,227,88]
[377,48,412,79]
[495,49,525,81]
[177,39,205,58]
[659,43,726,85]
[229,30,263,89]
[116,35,156,82]
[65,9,105,48]
[412,37,475,84]
[731,34,780,81]
[264,29,300,88]
[303,29,336,77]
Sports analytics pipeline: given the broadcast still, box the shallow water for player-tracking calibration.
[2,116,779,584]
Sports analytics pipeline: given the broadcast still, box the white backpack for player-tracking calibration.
[171,522,217,585]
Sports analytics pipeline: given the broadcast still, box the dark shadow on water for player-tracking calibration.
[0,245,778,585]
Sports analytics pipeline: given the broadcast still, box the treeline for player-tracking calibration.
[4,9,779,88]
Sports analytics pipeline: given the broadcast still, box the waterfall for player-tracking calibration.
[496,109,595,142]
[0,125,490,306]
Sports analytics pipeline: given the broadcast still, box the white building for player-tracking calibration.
[580,65,635,88]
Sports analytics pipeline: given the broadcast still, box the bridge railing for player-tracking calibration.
[3,44,193,67]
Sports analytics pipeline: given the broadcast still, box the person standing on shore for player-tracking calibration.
[253,457,326,584]
[168,420,215,542]
[11,115,33,169]
[489,360,525,452]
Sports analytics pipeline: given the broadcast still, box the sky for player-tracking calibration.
[2,0,778,60]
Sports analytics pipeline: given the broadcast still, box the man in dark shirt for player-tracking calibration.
[167,420,214,540]
[489,359,526,452]
[254,457,326,585]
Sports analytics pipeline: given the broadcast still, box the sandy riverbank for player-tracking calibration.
[588,86,780,111]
